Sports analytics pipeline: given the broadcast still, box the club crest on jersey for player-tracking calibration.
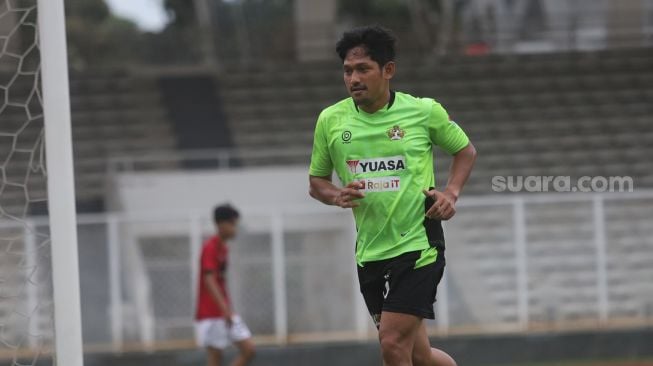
[346,156,406,174]
[387,125,405,140]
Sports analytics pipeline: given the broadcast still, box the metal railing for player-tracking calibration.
[2,190,652,353]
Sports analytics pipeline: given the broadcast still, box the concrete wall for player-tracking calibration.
[108,166,326,215]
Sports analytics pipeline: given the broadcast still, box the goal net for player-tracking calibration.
[1,1,82,365]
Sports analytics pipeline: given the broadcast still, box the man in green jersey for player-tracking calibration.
[308,26,477,366]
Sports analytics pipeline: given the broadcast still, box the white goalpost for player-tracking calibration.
[37,0,84,365]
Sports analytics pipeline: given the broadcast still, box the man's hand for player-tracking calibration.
[334,181,365,208]
[422,189,457,220]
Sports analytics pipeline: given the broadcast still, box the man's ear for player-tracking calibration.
[383,61,396,80]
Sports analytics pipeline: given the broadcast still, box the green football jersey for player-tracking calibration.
[309,91,469,265]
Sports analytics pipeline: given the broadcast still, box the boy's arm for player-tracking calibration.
[203,272,233,326]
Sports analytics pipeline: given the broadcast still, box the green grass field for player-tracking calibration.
[505,359,653,366]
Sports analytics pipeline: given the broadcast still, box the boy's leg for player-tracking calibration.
[230,338,256,366]
[207,347,222,366]
[196,319,230,366]
[228,316,255,366]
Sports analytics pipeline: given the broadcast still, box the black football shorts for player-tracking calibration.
[357,246,446,328]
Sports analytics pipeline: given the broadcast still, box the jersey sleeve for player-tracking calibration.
[309,112,334,177]
[200,244,218,273]
[428,101,470,154]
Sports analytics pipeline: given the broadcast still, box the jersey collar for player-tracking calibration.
[353,90,396,113]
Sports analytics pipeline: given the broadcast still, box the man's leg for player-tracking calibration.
[378,311,422,366]
[411,322,456,366]
[230,338,256,366]
[207,347,222,366]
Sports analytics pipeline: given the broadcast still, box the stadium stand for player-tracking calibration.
[3,48,651,215]
[218,48,653,193]
[1,70,177,214]
[69,72,180,211]
[158,75,234,151]
[2,48,652,347]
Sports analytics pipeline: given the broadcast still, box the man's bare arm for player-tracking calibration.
[309,175,365,208]
[424,142,477,220]
[309,175,339,205]
[443,142,477,200]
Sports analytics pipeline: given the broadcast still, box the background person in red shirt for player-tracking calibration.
[195,204,255,366]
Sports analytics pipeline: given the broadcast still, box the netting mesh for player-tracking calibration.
[1,1,55,365]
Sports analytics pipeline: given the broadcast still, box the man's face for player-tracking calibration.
[217,218,239,241]
[343,46,393,107]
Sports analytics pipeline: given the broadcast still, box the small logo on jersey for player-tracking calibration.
[342,130,352,143]
[346,156,405,174]
[359,176,401,192]
[387,125,405,140]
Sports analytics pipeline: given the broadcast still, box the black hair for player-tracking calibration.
[213,204,240,223]
[335,25,397,67]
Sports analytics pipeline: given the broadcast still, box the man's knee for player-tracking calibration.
[411,349,430,366]
[379,330,411,362]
